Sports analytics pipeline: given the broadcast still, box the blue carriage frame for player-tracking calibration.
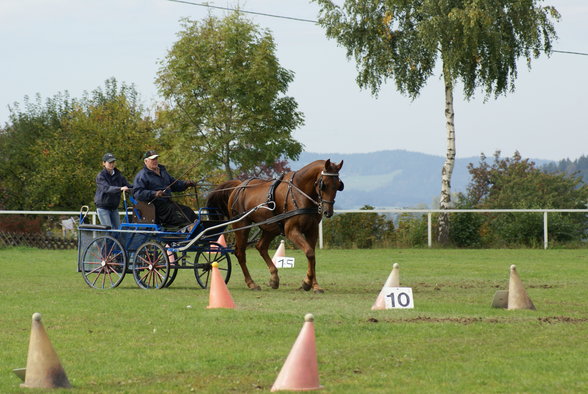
[77,199,236,290]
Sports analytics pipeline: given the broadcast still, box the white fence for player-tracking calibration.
[2,208,588,250]
[319,208,588,250]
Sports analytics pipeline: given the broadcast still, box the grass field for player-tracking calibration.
[1,247,587,393]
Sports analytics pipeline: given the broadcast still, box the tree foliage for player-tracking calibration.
[156,12,304,179]
[0,78,156,210]
[314,0,559,99]
[451,151,588,246]
[323,205,395,248]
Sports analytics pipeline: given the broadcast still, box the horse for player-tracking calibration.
[206,159,344,293]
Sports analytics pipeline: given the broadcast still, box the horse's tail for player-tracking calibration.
[206,180,241,219]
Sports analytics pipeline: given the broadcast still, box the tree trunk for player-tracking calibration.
[438,72,456,244]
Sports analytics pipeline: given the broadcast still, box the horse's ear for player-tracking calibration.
[324,159,331,169]
[336,160,344,170]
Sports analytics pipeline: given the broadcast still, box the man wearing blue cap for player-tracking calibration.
[133,150,197,228]
[94,153,132,229]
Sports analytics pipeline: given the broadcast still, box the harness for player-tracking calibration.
[267,173,284,206]
[224,169,341,236]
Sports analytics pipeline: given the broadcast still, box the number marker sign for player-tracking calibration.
[383,287,414,309]
[274,257,295,268]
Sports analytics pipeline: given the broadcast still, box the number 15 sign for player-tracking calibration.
[383,287,414,309]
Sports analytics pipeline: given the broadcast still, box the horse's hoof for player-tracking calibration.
[313,288,325,294]
[269,280,280,289]
[300,281,312,291]
[248,284,261,291]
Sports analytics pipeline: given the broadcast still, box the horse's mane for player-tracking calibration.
[292,160,325,179]
[206,180,240,219]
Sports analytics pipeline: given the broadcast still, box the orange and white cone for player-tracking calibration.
[271,314,321,392]
[20,313,71,389]
[507,265,536,310]
[216,234,227,248]
[371,263,400,310]
[207,262,235,309]
[272,240,286,263]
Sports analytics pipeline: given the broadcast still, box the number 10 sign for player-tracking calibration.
[383,287,414,309]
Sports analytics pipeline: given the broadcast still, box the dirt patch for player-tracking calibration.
[528,284,556,289]
[367,316,588,325]
[414,281,506,290]
[537,316,588,324]
[367,316,498,325]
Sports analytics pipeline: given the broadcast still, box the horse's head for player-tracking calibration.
[315,159,344,218]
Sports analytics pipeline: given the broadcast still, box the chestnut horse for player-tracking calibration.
[206,159,344,293]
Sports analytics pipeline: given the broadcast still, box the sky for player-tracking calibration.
[1,0,587,162]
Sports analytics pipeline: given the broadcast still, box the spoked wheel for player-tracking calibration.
[194,242,232,289]
[81,235,127,289]
[132,241,170,289]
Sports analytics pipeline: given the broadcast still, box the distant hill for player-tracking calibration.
[289,150,552,209]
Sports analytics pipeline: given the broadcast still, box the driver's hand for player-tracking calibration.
[154,190,165,198]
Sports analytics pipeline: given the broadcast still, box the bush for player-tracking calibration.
[323,205,395,248]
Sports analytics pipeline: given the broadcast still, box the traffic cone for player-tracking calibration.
[20,313,71,389]
[371,263,400,310]
[507,265,536,310]
[216,234,227,248]
[271,314,321,392]
[491,290,509,309]
[207,262,235,309]
[272,240,286,262]
[208,235,227,253]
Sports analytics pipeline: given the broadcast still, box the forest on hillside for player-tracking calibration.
[543,156,588,184]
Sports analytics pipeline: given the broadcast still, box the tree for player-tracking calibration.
[313,0,560,243]
[0,93,73,209]
[0,78,156,210]
[453,151,588,246]
[156,12,304,180]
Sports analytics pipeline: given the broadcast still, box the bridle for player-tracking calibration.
[280,168,344,216]
[315,171,342,214]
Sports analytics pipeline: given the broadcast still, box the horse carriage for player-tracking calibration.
[77,195,247,290]
[77,159,344,292]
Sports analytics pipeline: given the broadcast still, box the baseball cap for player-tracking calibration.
[143,150,159,160]
[102,153,116,163]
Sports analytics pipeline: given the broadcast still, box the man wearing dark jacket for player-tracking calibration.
[94,153,132,228]
[133,150,197,228]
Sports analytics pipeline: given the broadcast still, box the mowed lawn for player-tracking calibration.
[0,247,587,393]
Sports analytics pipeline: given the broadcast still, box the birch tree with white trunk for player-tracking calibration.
[314,0,560,244]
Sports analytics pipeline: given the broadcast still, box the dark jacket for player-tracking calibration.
[133,164,189,203]
[94,168,132,210]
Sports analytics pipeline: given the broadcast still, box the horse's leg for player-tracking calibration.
[286,226,323,293]
[234,226,261,290]
[255,231,279,289]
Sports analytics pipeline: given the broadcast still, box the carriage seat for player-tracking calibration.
[131,199,156,224]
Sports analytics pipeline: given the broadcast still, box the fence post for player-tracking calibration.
[319,220,323,249]
[427,212,432,248]
[544,211,548,250]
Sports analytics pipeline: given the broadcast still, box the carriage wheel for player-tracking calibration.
[81,235,127,289]
[193,242,232,289]
[164,250,179,288]
[132,241,170,289]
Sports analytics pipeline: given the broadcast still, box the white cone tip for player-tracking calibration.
[32,313,42,322]
[510,264,517,271]
[304,313,314,322]
[393,263,399,268]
